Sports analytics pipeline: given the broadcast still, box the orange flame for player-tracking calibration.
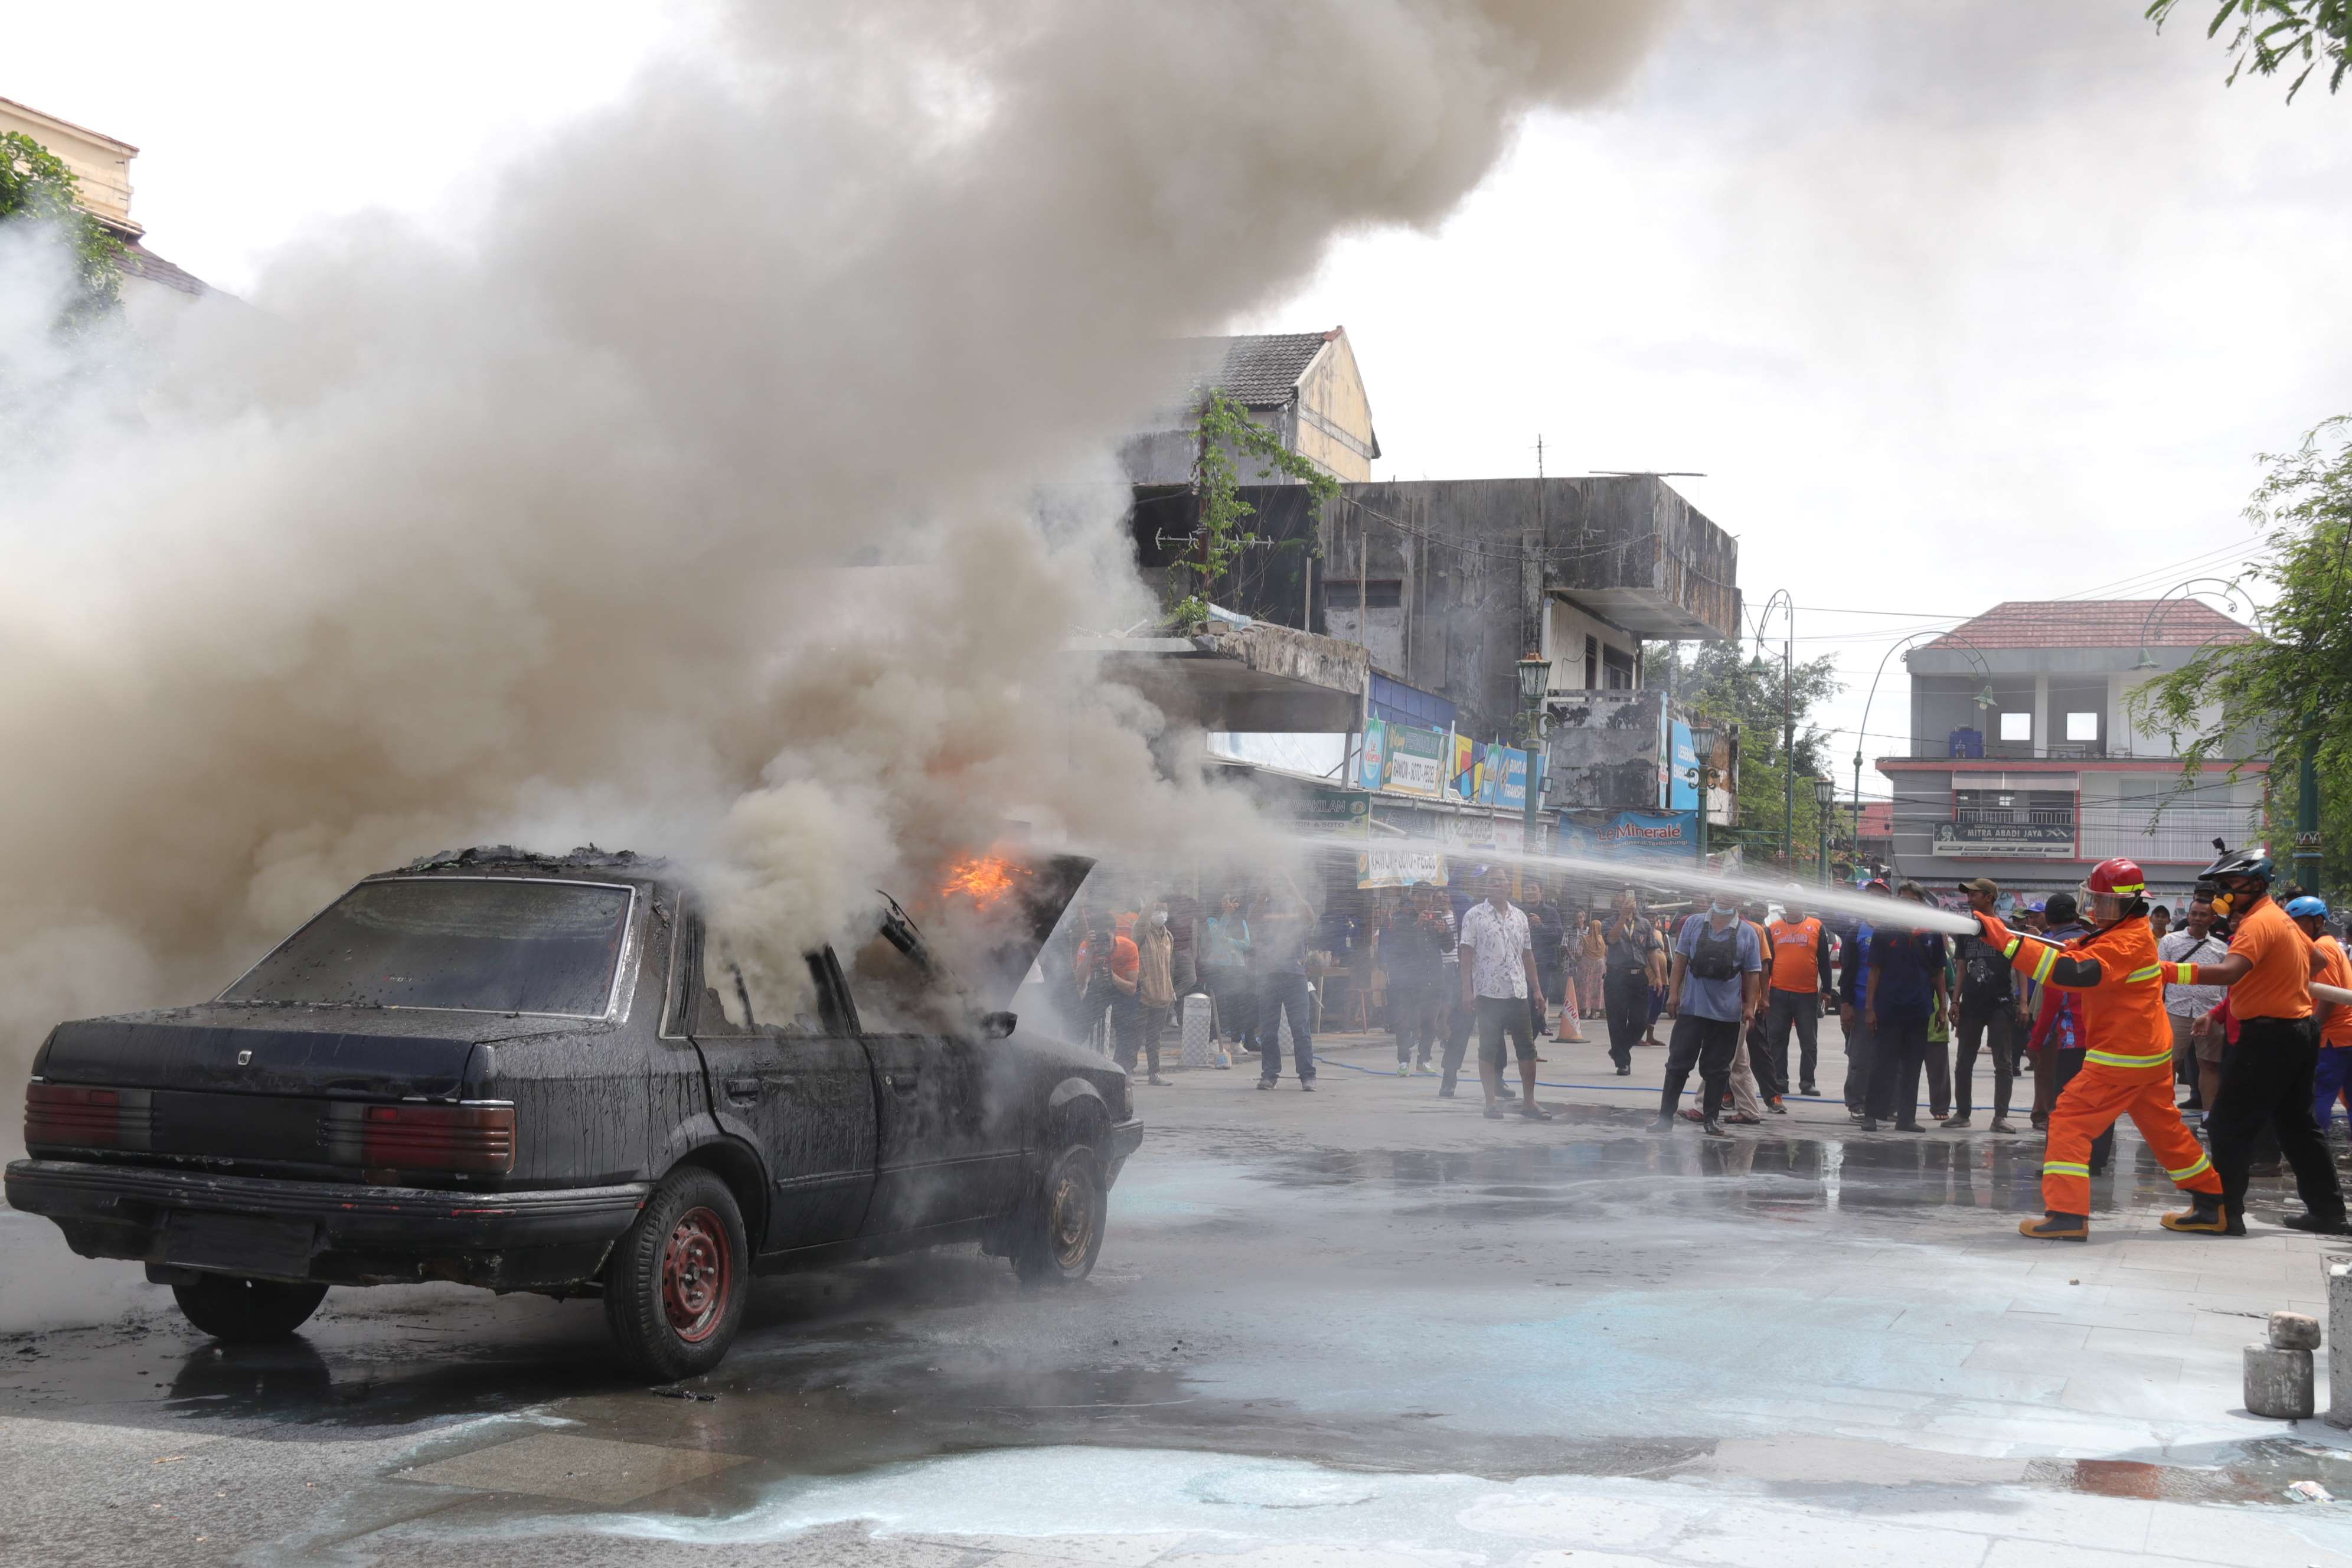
[940,854,1018,910]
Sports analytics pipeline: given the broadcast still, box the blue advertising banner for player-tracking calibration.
[1476,744,1534,811]
[1356,719,1389,790]
[1668,720,1698,811]
[1598,809,1698,862]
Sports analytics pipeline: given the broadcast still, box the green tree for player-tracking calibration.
[2147,1,2351,100]
[1168,389,1338,632]
[1644,641,1845,872]
[2131,415,2352,896]
[0,130,122,328]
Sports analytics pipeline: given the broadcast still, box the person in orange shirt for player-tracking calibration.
[1970,858,2223,1241]
[2165,849,2346,1235]
[2286,897,2352,1136]
[1763,894,1834,1097]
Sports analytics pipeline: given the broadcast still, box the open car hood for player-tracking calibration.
[893,851,1095,1012]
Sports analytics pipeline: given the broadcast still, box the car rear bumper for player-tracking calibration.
[4,1158,648,1293]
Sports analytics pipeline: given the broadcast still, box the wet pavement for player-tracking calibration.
[8,1027,2352,1566]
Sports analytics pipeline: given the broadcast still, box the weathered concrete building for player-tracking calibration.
[1164,473,1740,777]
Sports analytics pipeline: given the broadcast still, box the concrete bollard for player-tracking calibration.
[2272,1311,2322,1352]
[2248,1342,2317,1420]
[1180,993,1215,1069]
[2331,1263,2352,1428]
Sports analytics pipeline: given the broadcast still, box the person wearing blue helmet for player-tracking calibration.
[2286,897,2352,1138]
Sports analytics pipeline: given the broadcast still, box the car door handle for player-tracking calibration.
[724,1075,780,1101]
[884,1072,920,1093]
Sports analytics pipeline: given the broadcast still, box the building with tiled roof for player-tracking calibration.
[1884,597,2265,895]
[1121,326,1379,485]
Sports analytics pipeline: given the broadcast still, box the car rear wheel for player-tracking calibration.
[1012,1142,1106,1285]
[170,1275,329,1342]
[604,1165,749,1380]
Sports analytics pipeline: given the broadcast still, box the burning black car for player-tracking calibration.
[5,847,1138,1378]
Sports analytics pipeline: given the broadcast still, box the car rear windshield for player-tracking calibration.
[224,879,633,1015]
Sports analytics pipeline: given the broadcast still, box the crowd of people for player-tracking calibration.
[1060,845,2352,1237]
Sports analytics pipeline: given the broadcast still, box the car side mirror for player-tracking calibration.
[981,1010,1017,1040]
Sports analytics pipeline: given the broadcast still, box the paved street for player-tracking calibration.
[7,1023,2352,1567]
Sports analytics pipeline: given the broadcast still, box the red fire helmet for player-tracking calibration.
[2085,857,2147,897]
[2081,857,2148,925]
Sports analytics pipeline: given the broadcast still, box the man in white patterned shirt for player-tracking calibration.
[1458,867,1552,1122]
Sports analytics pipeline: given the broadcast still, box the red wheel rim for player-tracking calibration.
[661,1206,731,1343]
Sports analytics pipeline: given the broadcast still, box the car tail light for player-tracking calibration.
[24,1082,152,1151]
[358,1103,515,1174]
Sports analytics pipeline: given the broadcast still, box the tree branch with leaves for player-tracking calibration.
[2148,0,2350,100]
[1167,389,1340,632]
[0,130,122,329]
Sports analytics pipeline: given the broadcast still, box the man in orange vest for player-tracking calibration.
[2168,848,2346,1234]
[1969,857,2224,1241]
[1763,894,1834,1098]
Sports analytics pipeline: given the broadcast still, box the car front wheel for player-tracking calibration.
[604,1166,750,1380]
[1012,1142,1106,1285]
[171,1275,329,1342]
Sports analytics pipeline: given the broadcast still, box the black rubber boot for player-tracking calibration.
[1701,1116,1730,1139]
[2281,1211,2352,1236]
[2018,1211,2089,1242]
[2161,1193,2239,1236]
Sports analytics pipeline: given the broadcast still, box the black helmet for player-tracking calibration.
[2200,845,2274,886]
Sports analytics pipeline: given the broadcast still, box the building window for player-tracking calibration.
[2065,711,2098,741]
[1602,644,1635,690]
[1584,635,1599,690]
[1323,579,1402,608]
[1998,712,2031,741]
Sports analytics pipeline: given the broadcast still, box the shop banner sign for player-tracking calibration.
[1600,809,1698,861]
[1355,719,1389,791]
[1450,733,1476,801]
[1357,847,1449,889]
[1476,745,1534,811]
[1932,822,2074,858]
[1296,791,1372,832]
[1387,724,1446,797]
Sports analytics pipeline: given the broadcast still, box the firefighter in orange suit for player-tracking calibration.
[1971,857,2226,1241]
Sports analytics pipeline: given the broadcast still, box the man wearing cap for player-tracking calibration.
[1945,878,2018,1132]
[1837,881,1893,1121]
[2164,850,2346,1234]
[2286,897,2352,1136]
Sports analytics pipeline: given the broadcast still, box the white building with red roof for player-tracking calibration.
[1882,598,2265,899]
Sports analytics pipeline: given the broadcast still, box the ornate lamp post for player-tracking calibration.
[1813,773,1838,886]
[1688,721,1721,867]
[1516,652,1552,853]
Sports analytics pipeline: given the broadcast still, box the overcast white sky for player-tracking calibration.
[5,1,2346,796]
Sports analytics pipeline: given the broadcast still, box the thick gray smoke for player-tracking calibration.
[0,1,1671,1118]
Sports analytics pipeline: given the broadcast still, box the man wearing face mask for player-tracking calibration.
[1656,894,1762,1137]
[1972,857,2224,1241]
[2164,848,2346,1235]
[1131,896,1176,1086]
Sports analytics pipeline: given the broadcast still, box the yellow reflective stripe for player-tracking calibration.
[2003,937,2023,960]
[2030,946,2059,983]
[2170,962,2198,984]
[2111,881,2145,896]
[2082,1048,2173,1069]
[2126,965,2162,984]
[2043,1162,2092,1177]
[2165,1153,2213,1181]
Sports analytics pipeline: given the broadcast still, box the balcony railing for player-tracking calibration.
[1956,808,2076,828]
[2079,808,2261,865]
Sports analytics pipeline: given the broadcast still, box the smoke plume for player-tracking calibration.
[0,1,1671,1118]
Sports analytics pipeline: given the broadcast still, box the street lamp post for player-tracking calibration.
[1812,774,1837,886]
[1516,652,1551,855]
[1852,629,1997,883]
[1688,721,1721,868]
